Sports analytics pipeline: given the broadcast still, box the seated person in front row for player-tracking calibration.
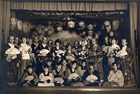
[52,62,65,86]
[66,61,84,86]
[103,62,124,87]
[38,65,54,87]
[76,60,87,81]
[20,66,39,86]
[82,62,100,86]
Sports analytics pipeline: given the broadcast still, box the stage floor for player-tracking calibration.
[0,87,140,94]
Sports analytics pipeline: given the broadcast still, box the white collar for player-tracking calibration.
[42,43,47,47]
[8,43,15,48]
[21,43,27,46]
[34,43,39,45]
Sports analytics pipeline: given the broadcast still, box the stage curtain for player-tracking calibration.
[0,0,2,82]
[0,0,2,59]
[129,1,139,84]
[137,1,140,86]
[10,2,128,11]
[2,0,11,43]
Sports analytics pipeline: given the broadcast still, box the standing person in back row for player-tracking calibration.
[116,39,135,85]
[19,37,32,78]
[5,36,20,83]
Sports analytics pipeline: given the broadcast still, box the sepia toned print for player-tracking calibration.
[5,10,136,87]
[0,1,139,92]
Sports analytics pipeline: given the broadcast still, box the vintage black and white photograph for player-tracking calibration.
[0,0,140,94]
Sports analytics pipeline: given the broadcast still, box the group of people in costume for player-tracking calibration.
[5,17,135,87]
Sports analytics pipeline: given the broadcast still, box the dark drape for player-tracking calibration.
[10,2,127,11]
[0,0,2,59]
[129,1,139,84]
[0,1,10,84]
[137,1,140,86]
[0,0,2,83]
[2,0,11,43]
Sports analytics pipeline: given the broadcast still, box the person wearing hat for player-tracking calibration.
[103,62,124,87]
[82,62,100,86]
[20,65,39,86]
[38,65,54,87]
